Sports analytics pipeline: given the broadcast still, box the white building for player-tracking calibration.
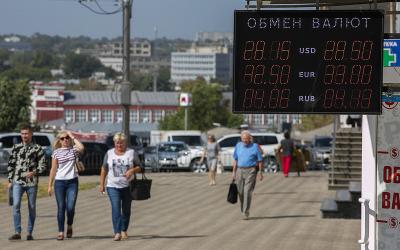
[170,46,232,85]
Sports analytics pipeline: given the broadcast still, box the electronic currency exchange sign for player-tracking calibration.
[233,10,384,114]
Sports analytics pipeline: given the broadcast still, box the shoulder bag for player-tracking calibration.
[129,170,152,200]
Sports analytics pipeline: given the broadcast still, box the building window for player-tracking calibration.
[89,110,99,123]
[65,110,73,123]
[253,114,263,125]
[140,110,151,123]
[102,110,112,123]
[129,110,137,123]
[76,110,86,122]
[153,110,163,122]
[116,110,123,123]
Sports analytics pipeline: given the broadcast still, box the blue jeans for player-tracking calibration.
[107,187,132,234]
[12,183,37,234]
[54,178,79,232]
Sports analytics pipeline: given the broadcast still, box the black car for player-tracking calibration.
[81,142,109,175]
[105,134,144,163]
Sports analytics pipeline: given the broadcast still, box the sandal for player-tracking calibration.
[66,227,73,238]
[113,233,121,241]
[57,234,64,241]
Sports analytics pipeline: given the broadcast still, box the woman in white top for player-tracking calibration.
[48,131,84,241]
[99,132,142,241]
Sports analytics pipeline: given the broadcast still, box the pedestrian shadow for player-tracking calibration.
[35,234,208,241]
[247,215,315,220]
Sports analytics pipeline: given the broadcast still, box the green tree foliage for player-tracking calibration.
[31,50,59,68]
[299,115,333,131]
[159,79,243,131]
[131,68,173,91]
[64,53,103,78]
[0,65,51,81]
[0,77,31,131]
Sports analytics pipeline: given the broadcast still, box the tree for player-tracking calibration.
[159,79,243,131]
[0,77,31,131]
[299,115,333,131]
[64,53,103,78]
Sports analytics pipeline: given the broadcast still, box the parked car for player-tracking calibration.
[80,141,109,175]
[155,141,191,171]
[0,132,54,174]
[309,136,333,170]
[217,132,284,170]
[0,143,10,174]
[144,146,158,172]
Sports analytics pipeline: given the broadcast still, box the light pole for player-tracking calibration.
[121,0,132,145]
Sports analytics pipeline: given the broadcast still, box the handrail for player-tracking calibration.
[358,198,370,245]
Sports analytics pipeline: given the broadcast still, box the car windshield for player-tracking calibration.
[159,144,186,152]
[171,136,201,146]
[315,138,332,147]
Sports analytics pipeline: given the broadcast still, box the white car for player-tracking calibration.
[217,132,284,170]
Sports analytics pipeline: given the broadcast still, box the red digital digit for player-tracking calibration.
[244,65,254,84]
[280,89,290,108]
[324,41,335,61]
[324,65,334,84]
[243,41,255,60]
[361,89,372,108]
[334,65,346,84]
[269,65,280,84]
[351,41,362,60]
[350,65,361,84]
[243,89,254,108]
[334,89,345,108]
[350,89,361,109]
[323,89,334,108]
[270,41,280,60]
[335,41,346,60]
[269,89,279,108]
[280,41,291,60]
[280,65,290,84]
[361,65,372,84]
[254,65,265,85]
[362,41,373,60]
[254,89,264,108]
[254,41,265,60]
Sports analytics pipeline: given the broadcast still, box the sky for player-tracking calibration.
[0,0,244,40]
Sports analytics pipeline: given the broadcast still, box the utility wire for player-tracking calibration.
[78,0,121,15]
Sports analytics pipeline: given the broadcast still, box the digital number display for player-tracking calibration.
[233,10,384,114]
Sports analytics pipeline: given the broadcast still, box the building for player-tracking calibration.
[30,82,65,124]
[196,32,233,44]
[170,45,232,85]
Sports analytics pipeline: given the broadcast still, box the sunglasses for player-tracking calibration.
[60,136,70,141]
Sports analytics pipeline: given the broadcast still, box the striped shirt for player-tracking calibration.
[52,146,79,180]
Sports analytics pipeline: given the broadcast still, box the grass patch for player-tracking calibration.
[0,181,98,203]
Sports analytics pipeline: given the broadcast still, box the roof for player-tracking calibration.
[64,91,180,106]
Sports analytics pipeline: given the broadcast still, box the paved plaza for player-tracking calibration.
[0,171,359,250]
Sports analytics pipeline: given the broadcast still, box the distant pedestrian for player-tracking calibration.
[7,124,47,241]
[232,130,263,220]
[99,132,143,241]
[199,134,220,185]
[48,131,85,240]
[279,132,295,177]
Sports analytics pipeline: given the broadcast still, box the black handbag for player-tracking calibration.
[129,172,152,200]
[227,181,238,204]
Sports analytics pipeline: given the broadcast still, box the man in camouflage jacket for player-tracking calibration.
[7,125,46,241]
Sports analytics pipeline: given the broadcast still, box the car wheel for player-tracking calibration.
[191,161,207,173]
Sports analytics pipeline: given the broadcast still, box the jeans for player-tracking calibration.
[107,187,132,234]
[54,178,79,232]
[12,183,38,234]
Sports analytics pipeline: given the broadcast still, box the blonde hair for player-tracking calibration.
[53,131,71,150]
[113,132,126,142]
